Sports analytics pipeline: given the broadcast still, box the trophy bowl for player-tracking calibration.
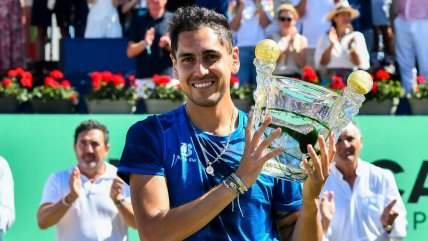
[252,39,372,182]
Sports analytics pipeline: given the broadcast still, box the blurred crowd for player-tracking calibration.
[1,0,427,93]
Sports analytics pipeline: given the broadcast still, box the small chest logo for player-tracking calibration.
[180,143,193,162]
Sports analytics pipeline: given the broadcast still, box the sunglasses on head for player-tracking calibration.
[278,17,293,22]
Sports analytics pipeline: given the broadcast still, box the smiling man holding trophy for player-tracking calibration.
[118,6,372,241]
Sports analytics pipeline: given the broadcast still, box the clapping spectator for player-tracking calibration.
[229,0,272,86]
[126,0,173,79]
[269,4,307,78]
[314,1,369,81]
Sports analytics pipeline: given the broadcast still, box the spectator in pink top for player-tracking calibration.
[394,0,428,93]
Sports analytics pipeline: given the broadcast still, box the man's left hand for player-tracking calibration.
[302,134,336,201]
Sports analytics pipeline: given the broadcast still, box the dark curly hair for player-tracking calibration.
[168,6,233,57]
[74,120,109,145]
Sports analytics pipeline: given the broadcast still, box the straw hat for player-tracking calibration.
[276,4,299,19]
[326,1,360,21]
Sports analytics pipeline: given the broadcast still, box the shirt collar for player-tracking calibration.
[332,158,365,179]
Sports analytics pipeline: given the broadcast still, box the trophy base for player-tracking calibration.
[261,158,308,182]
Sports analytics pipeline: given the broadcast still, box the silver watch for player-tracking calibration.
[383,224,393,233]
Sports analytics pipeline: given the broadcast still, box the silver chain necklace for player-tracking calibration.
[187,108,235,175]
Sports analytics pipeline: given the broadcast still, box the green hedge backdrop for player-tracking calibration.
[0,115,427,240]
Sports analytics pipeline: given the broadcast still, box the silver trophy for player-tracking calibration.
[252,39,373,182]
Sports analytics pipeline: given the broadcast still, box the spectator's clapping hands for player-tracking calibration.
[68,167,82,200]
[320,191,335,233]
[328,27,339,44]
[144,27,155,47]
[381,199,399,228]
[110,176,125,202]
[159,33,171,51]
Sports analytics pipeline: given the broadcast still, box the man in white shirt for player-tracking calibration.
[0,156,15,241]
[320,122,407,241]
[37,120,136,241]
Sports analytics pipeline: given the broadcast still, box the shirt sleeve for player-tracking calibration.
[353,31,370,70]
[117,117,165,185]
[128,15,141,43]
[40,172,63,205]
[0,158,15,232]
[273,179,302,212]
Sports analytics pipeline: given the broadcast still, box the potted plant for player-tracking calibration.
[86,71,139,114]
[359,69,405,115]
[0,68,33,113]
[30,70,79,113]
[142,74,185,114]
[230,75,254,112]
[409,75,428,115]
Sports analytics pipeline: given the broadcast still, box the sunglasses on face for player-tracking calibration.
[278,17,293,22]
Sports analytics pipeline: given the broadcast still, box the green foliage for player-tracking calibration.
[365,79,405,101]
[230,85,255,100]
[144,85,185,101]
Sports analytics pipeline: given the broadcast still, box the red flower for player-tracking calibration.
[175,83,182,89]
[71,93,78,102]
[92,78,101,89]
[302,66,319,83]
[20,77,33,88]
[375,69,390,80]
[21,71,33,80]
[112,75,125,86]
[49,70,64,79]
[153,74,171,85]
[15,68,25,75]
[7,69,18,77]
[2,78,13,87]
[44,76,60,88]
[90,71,103,82]
[61,80,71,89]
[416,76,425,84]
[128,75,135,81]
[102,71,113,82]
[371,81,378,93]
[230,75,239,84]
[331,75,346,90]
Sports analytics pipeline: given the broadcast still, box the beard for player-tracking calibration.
[78,154,102,170]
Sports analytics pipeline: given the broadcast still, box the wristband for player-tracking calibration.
[62,196,72,206]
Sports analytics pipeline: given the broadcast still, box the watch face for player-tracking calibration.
[384,225,393,232]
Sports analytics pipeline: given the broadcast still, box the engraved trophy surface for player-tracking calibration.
[252,39,373,182]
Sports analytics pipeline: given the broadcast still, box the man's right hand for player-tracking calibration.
[235,113,284,188]
[67,167,82,203]
[144,27,155,47]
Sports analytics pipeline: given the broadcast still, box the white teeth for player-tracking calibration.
[193,82,212,88]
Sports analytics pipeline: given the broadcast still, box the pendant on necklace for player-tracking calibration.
[206,165,214,175]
